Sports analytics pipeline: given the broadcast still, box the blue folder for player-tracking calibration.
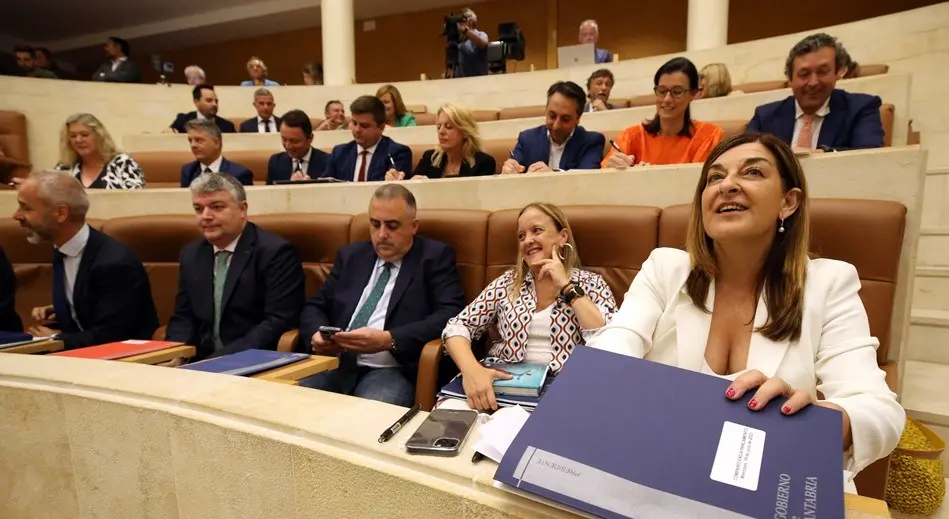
[181,350,310,376]
[0,331,34,348]
[494,347,844,519]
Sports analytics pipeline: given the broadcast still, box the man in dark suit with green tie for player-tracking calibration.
[298,184,466,406]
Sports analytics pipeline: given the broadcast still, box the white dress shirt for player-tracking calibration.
[352,141,380,182]
[256,116,277,133]
[111,57,127,72]
[196,112,208,121]
[56,223,91,328]
[350,257,402,368]
[791,96,831,148]
[200,156,224,174]
[547,129,574,170]
[586,247,904,475]
[212,233,241,272]
[524,304,555,365]
[292,148,313,174]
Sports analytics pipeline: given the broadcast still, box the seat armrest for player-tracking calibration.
[153,325,167,341]
[278,329,300,353]
[415,338,444,411]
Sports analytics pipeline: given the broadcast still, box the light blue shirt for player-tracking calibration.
[457,29,489,77]
[240,79,279,87]
[350,257,402,368]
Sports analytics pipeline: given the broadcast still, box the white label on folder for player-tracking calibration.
[710,421,766,491]
[121,340,150,345]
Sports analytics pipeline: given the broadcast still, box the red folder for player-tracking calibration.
[51,340,184,360]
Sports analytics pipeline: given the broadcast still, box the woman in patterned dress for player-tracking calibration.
[442,202,617,412]
[53,113,145,189]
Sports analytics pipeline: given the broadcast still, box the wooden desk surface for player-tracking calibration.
[252,355,338,381]
[1,339,64,355]
[119,345,196,365]
[845,494,891,517]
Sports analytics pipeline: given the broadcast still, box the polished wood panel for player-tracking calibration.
[252,355,339,382]
[0,339,64,355]
[119,345,197,365]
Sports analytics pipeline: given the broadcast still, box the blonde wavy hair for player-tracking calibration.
[58,113,119,166]
[511,203,581,300]
[376,84,409,120]
[431,103,482,168]
[699,63,732,98]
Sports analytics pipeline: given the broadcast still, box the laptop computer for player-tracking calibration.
[557,44,595,68]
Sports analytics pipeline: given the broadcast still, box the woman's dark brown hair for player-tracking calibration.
[685,132,811,342]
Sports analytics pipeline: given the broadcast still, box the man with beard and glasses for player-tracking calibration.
[12,171,157,349]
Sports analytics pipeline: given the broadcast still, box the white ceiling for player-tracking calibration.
[3,0,467,54]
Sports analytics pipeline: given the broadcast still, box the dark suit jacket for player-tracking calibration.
[299,237,465,380]
[92,59,142,83]
[0,246,22,332]
[239,116,282,133]
[322,136,413,182]
[166,223,305,360]
[180,158,254,187]
[266,148,330,185]
[55,228,158,349]
[513,125,605,171]
[746,89,884,151]
[169,112,237,134]
[412,149,496,178]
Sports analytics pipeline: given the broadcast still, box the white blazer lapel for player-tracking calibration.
[674,285,713,372]
[745,295,791,378]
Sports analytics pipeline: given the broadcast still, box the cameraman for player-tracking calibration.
[454,8,489,78]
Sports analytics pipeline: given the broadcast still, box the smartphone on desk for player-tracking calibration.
[406,409,478,457]
[319,326,342,340]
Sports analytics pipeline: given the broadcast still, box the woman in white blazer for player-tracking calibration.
[587,132,904,477]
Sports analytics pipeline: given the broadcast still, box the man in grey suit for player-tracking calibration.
[92,37,141,83]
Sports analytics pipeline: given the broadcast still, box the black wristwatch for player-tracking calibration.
[562,284,585,305]
[387,335,398,354]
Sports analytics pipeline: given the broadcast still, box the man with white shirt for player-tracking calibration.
[746,32,884,151]
[165,172,304,361]
[238,88,282,133]
[298,184,465,406]
[180,119,253,187]
[266,109,329,184]
[13,171,157,349]
[92,37,142,83]
[321,96,412,182]
[167,84,237,134]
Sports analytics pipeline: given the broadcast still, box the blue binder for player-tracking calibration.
[0,331,33,348]
[181,350,310,376]
[494,347,845,519]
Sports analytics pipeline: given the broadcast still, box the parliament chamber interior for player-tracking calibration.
[1,1,948,518]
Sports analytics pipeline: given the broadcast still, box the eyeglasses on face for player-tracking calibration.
[653,86,691,98]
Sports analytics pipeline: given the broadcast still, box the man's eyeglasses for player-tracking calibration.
[653,86,691,98]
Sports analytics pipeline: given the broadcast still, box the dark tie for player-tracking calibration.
[350,263,393,330]
[262,119,272,133]
[213,251,232,353]
[357,150,369,182]
[203,167,212,174]
[52,251,76,332]
[294,159,303,173]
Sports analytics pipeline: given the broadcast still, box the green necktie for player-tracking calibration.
[349,263,392,330]
[213,250,232,353]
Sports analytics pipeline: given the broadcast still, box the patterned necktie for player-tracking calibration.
[796,113,815,149]
[349,263,392,330]
[262,119,272,133]
[52,250,76,332]
[213,250,232,353]
[357,150,369,182]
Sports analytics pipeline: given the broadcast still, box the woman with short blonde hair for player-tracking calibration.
[241,56,278,86]
[54,113,144,189]
[698,63,732,99]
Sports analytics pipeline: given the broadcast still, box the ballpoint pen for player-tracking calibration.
[388,154,396,168]
[378,403,421,443]
[609,139,624,153]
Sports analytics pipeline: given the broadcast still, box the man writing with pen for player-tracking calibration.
[321,96,413,182]
[501,81,605,175]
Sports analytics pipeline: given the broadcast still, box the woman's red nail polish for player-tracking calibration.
[782,406,792,414]
[748,399,758,409]
[725,388,736,398]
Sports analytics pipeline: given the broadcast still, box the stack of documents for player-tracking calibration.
[472,406,531,463]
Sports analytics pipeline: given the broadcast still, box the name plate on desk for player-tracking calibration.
[494,348,845,519]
